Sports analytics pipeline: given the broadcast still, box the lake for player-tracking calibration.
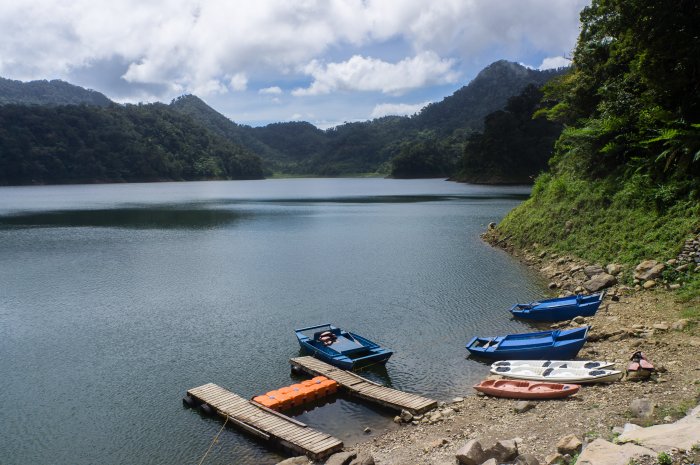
[0,178,544,464]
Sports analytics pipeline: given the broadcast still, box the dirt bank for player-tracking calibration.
[347,235,700,465]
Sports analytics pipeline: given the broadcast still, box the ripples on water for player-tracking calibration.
[0,179,543,464]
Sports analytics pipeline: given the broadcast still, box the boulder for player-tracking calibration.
[642,280,656,289]
[399,409,413,422]
[629,398,654,419]
[514,400,536,413]
[543,452,564,465]
[634,260,665,281]
[583,273,617,292]
[348,450,374,465]
[277,457,309,465]
[325,451,356,465]
[576,438,654,465]
[583,265,605,277]
[618,410,700,452]
[606,263,623,275]
[455,439,486,465]
[490,439,518,462]
[514,453,540,465]
[481,459,498,465]
[671,319,690,330]
[556,434,582,455]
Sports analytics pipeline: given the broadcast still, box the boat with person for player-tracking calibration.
[294,323,393,370]
[466,326,589,360]
[490,364,622,383]
[509,292,605,321]
[473,379,580,399]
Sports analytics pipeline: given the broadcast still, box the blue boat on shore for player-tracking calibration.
[466,326,589,360]
[509,292,605,322]
[295,324,393,370]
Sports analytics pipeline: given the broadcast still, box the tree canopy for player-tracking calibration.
[0,103,263,185]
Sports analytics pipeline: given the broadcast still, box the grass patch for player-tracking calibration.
[499,173,700,290]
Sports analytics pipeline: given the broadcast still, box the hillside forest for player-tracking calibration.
[0,62,563,185]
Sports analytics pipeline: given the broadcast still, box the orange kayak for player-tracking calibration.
[473,379,580,399]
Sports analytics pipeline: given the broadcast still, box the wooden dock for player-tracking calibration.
[289,356,437,415]
[187,383,343,460]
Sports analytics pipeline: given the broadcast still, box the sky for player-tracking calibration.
[0,0,589,128]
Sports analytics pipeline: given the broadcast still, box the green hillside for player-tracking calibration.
[496,0,700,297]
[0,103,263,185]
[0,77,112,107]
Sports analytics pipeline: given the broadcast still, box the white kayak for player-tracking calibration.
[490,365,622,384]
[491,360,615,370]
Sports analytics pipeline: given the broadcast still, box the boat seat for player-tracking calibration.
[329,337,367,355]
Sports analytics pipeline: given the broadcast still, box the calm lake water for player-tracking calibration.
[0,178,544,465]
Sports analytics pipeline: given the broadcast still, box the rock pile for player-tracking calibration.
[675,233,700,268]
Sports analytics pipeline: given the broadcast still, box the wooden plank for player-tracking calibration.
[226,415,271,441]
[186,383,343,460]
[290,356,437,415]
[250,402,308,427]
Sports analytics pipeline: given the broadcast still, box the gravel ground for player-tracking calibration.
[345,246,700,465]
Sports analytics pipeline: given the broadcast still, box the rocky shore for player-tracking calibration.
[277,229,700,465]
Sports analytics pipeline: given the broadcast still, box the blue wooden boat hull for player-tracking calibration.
[295,324,393,370]
[510,292,605,322]
[466,326,589,360]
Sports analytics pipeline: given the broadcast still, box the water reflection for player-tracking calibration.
[0,207,245,229]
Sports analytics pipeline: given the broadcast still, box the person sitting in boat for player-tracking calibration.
[318,331,337,346]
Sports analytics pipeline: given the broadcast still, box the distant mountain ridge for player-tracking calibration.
[0,77,112,107]
[413,60,563,135]
[169,60,566,176]
[0,60,566,183]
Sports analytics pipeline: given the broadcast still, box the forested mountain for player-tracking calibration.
[453,84,563,184]
[498,0,700,292]
[170,61,564,177]
[0,103,263,185]
[170,95,283,169]
[0,77,112,107]
[412,60,562,137]
[0,60,565,184]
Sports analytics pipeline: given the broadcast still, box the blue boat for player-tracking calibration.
[295,324,393,370]
[466,326,589,360]
[509,292,605,322]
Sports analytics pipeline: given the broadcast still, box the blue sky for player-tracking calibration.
[0,0,589,128]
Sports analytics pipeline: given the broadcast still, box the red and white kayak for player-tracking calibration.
[473,379,580,399]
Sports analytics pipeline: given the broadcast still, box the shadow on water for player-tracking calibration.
[213,193,532,205]
[0,207,246,229]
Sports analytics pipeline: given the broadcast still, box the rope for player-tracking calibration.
[197,414,229,465]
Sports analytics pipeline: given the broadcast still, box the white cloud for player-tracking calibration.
[538,56,571,70]
[259,86,282,95]
[229,73,248,91]
[292,52,458,96]
[0,0,589,124]
[290,113,303,120]
[0,0,587,96]
[370,101,431,118]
